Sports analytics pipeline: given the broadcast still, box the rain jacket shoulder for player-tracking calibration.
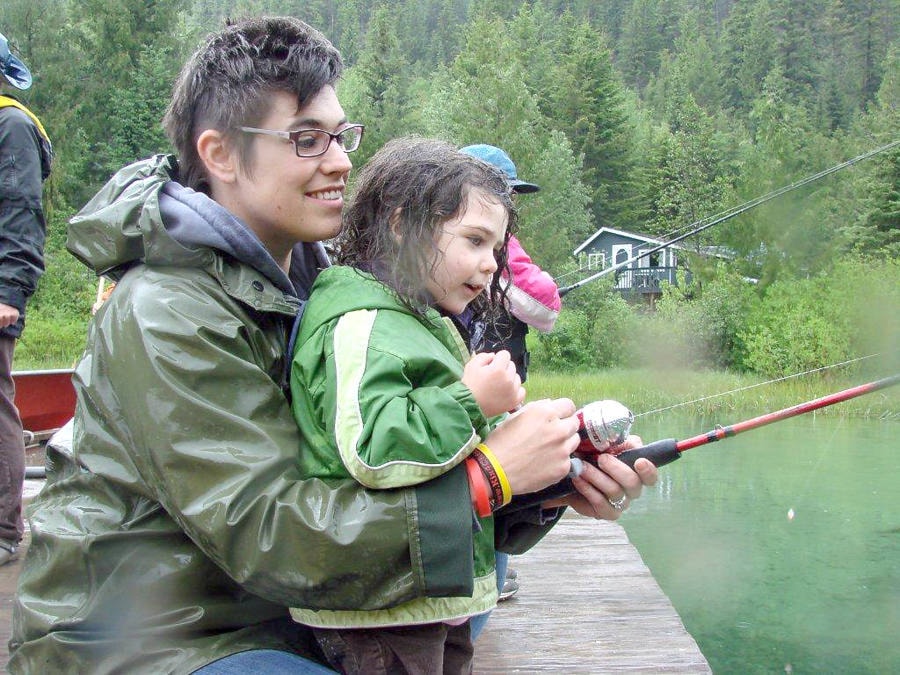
[289,266,499,628]
[8,155,559,674]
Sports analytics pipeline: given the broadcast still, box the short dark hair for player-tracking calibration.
[337,136,517,318]
[163,16,343,192]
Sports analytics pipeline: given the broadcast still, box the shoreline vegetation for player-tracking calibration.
[526,369,900,421]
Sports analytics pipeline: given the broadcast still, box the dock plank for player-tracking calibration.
[475,514,710,673]
[2,485,710,673]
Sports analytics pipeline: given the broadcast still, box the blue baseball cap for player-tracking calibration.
[460,144,540,193]
[0,32,33,90]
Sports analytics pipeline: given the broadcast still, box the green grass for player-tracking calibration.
[13,314,89,370]
[525,367,900,420]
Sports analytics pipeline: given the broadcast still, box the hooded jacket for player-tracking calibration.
[0,97,52,337]
[9,155,553,673]
[505,236,560,333]
[289,266,499,628]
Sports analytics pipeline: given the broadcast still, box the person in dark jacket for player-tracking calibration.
[0,30,52,568]
[10,17,657,675]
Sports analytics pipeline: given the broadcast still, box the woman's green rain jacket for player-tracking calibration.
[8,155,560,674]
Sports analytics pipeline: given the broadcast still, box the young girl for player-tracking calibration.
[289,137,525,673]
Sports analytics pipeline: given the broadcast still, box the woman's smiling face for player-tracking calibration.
[227,87,354,265]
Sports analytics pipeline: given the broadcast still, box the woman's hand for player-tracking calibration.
[544,436,659,520]
[482,398,580,494]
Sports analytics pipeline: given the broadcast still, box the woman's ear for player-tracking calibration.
[196,129,238,184]
[389,207,404,244]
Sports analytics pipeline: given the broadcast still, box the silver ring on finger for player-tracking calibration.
[607,494,627,511]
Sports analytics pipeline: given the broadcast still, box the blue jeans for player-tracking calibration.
[192,649,337,674]
[468,551,509,641]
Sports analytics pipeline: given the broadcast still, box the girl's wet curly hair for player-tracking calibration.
[336,137,518,323]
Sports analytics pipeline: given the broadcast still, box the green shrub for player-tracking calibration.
[656,267,758,369]
[531,279,635,371]
[15,210,95,369]
[29,211,96,319]
[738,257,899,377]
[15,314,89,369]
[531,309,593,371]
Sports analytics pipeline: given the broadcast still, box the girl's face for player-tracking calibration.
[425,188,508,315]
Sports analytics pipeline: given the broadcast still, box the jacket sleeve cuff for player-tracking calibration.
[447,380,489,431]
[493,506,566,555]
[0,286,26,311]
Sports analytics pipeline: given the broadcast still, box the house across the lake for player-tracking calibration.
[572,227,691,301]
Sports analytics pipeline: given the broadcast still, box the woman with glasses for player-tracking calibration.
[11,16,658,675]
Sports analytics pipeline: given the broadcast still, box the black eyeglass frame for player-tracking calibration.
[238,124,365,158]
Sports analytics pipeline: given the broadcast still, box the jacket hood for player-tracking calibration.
[302,266,443,330]
[68,154,328,299]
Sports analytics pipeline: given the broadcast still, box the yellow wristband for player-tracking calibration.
[476,443,512,506]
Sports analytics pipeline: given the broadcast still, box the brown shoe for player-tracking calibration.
[0,540,18,566]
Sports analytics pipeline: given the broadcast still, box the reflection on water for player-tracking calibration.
[621,414,899,674]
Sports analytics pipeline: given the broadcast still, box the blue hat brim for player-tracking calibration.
[2,53,32,90]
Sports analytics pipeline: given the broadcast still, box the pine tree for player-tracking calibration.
[339,6,411,164]
[539,17,639,229]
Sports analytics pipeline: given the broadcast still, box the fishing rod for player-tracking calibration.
[503,374,900,510]
[558,140,900,297]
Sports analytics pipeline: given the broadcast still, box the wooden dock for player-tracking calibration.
[474,514,710,673]
[2,481,710,673]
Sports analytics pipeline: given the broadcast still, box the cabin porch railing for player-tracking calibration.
[612,266,688,292]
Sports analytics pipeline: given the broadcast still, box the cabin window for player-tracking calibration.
[587,252,605,269]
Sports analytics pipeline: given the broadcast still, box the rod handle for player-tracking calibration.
[500,439,682,513]
[613,438,681,469]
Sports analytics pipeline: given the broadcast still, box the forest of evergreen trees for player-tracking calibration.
[4,0,898,375]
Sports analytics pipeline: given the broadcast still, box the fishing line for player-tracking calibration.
[557,140,900,297]
[553,263,597,283]
[634,354,882,418]
[788,414,847,521]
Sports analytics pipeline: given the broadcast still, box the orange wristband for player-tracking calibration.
[465,457,492,518]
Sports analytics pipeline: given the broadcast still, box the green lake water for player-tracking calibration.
[619,413,898,674]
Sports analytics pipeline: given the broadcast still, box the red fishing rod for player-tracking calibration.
[613,374,900,467]
[504,374,900,510]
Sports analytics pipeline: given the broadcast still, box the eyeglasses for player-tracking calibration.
[238,124,365,158]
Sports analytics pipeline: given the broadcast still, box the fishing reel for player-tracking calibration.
[575,399,635,454]
[503,399,679,511]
